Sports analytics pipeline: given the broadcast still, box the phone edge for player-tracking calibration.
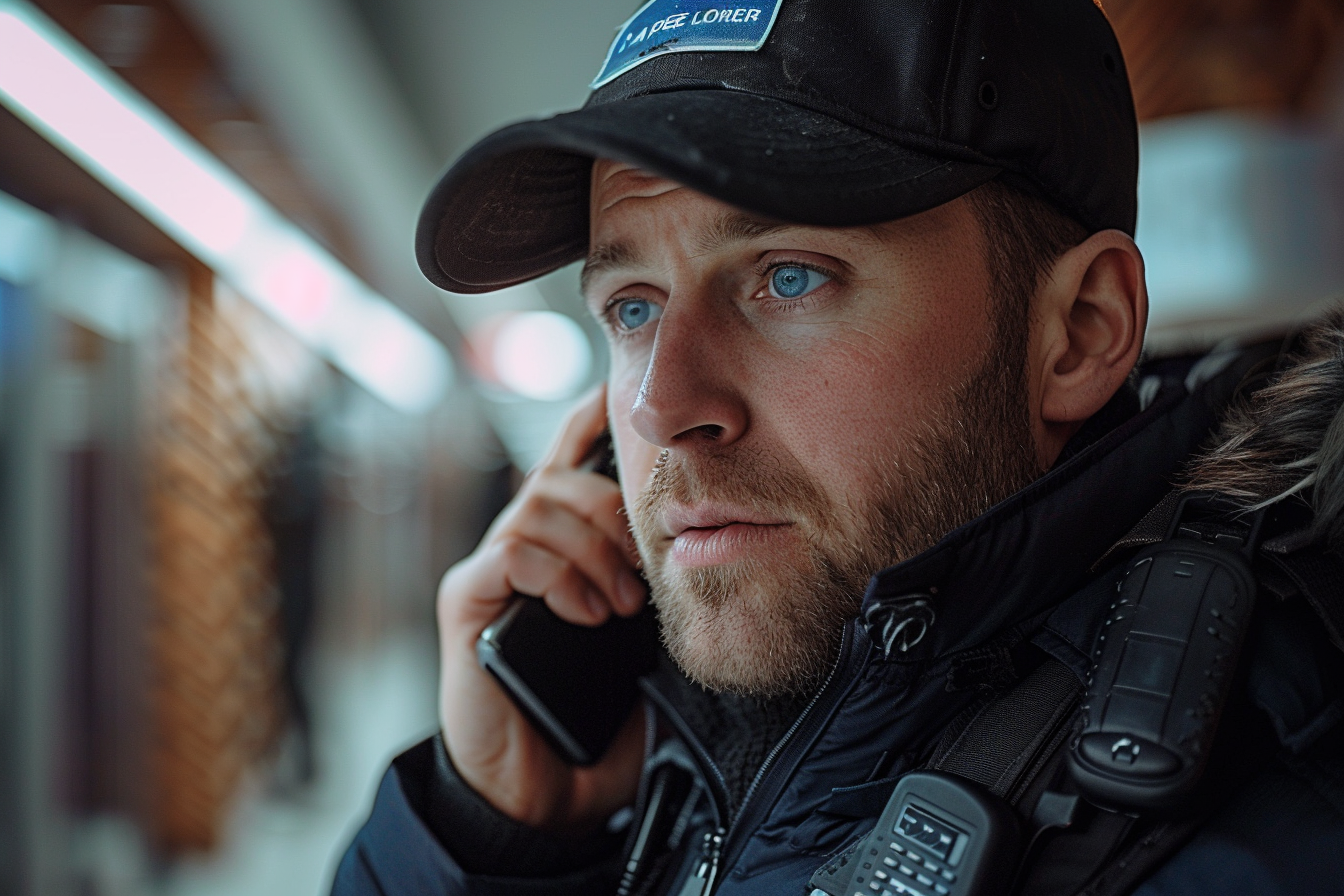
[476,600,595,766]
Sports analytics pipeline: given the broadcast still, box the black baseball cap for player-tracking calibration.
[417,0,1137,294]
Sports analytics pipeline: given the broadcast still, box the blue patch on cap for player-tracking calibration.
[591,0,784,89]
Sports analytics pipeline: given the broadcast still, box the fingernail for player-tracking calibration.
[618,569,645,614]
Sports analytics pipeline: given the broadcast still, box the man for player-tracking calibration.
[336,1,1344,894]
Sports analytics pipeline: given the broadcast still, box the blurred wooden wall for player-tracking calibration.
[1105,0,1344,120]
[148,262,283,852]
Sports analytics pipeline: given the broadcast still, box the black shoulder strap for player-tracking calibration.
[818,492,1304,895]
[931,658,1081,803]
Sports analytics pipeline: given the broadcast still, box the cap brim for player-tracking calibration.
[417,90,1000,293]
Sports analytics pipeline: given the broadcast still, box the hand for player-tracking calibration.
[436,386,648,834]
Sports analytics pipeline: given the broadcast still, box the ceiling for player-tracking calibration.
[174,0,635,330]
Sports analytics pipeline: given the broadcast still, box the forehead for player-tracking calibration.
[590,159,681,218]
[585,159,979,275]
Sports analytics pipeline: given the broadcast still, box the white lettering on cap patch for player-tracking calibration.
[591,0,784,89]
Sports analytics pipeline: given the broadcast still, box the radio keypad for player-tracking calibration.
[852,806,963,896]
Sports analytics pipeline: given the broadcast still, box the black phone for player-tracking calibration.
[475,429,659,766]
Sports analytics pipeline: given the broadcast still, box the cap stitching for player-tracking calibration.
[938,0,970,141]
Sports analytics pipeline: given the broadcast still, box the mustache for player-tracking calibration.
[630,447,830,533]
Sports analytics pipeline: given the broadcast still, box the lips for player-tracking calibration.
[661,504,794,568]
[661,503,789,538]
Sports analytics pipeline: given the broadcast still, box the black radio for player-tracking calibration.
[807,771,1021,896]
[1068,496,1264,811]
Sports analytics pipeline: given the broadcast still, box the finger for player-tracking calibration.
[486,468,632,564]
[518,470,632,555]
[497,538,610,625]
[505,498,646,615]
[541,384,610,471]
[438,535,605,628]
[546,473,641,569]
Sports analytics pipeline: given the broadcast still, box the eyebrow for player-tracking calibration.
[580,240,642,297]
[580,211,793,297]
[693,211,792,254]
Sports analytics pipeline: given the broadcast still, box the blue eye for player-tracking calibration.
[615,298,661,331]
[769,265,830,299]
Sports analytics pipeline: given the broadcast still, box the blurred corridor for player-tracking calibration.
[3,1,1344,894]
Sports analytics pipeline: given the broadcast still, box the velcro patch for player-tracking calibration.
[591,0,784,89]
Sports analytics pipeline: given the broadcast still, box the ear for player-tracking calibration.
[1030,230,1147,467]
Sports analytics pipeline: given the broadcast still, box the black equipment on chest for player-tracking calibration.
[1068,495,1263,811]
[807,772,1021,896]
[809,493,1267,896]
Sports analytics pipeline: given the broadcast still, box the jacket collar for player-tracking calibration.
[861,343,1279,663]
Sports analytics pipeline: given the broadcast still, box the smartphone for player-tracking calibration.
[475,429,659,766]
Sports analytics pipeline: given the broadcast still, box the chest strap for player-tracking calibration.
[931,659,1082,802]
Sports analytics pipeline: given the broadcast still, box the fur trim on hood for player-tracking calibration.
[1183,309,1344,552]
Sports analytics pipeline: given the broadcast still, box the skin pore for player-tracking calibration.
[584,160,1148,697]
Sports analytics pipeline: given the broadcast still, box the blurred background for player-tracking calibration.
[2,1,1344,894]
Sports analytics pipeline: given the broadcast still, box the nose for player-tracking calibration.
[627,299,748,449]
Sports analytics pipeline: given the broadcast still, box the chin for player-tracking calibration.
[650,562,844,698]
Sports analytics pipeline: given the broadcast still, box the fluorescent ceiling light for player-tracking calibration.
[0,0,452,413]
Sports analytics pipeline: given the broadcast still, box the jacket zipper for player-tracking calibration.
[736,623,855,815]
[644,620,866,895]
[713,621,863,889]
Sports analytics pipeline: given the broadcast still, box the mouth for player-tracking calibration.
[662,505,794,568]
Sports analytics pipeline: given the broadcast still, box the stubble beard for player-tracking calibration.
[629,326,1042,699]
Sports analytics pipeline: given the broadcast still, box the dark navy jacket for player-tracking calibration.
[332,343,1344,896]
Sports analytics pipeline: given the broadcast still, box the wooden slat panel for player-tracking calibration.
[147,262,282,853]
[1105,0,1344,120]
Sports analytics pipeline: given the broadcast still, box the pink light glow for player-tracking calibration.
[261,249,334,333]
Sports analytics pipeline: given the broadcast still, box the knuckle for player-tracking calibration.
[554,556,579,583]
[436,558,474,605]
[506,471,559,512]
[435,563,479,630]
[513,489,569,533]
[497,535,530,566]
[506,489,547,522]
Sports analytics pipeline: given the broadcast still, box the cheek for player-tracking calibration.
[794,254,989,467]
[762,323,961,478]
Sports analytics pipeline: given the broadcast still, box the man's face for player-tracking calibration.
[584,161,1040,696]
